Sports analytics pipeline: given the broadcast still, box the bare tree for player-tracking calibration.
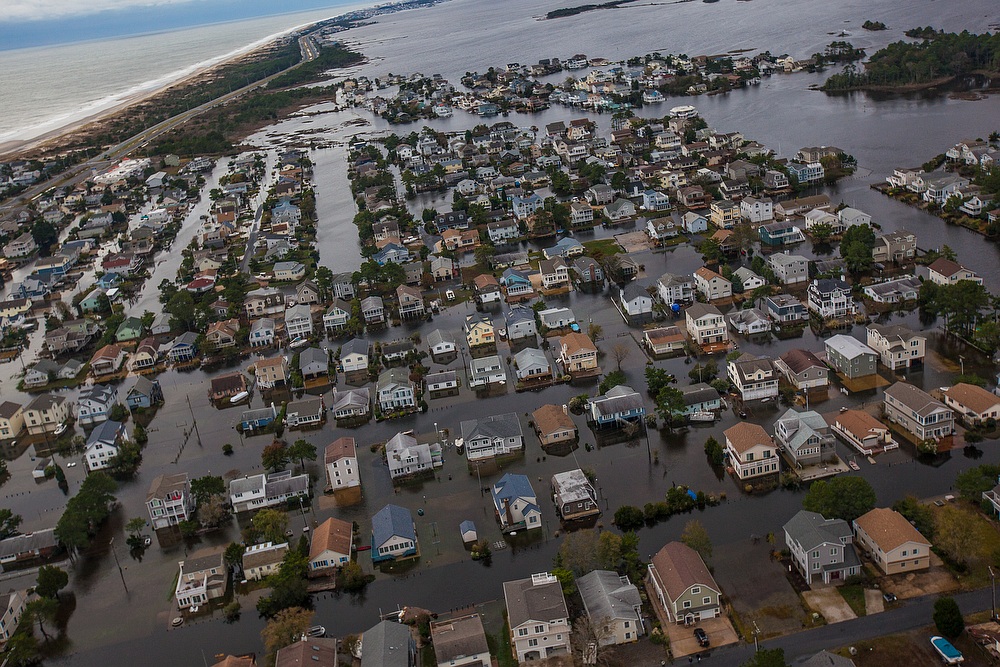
[611,343,630,371]
[571,615,618,666]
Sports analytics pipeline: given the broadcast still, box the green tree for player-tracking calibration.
[261,607,313,662]
[614,505,645,531]
[704,436,725,466]
[839,224,876,275]
[0,509,22,539]
[809,222,834,243]
[31,218,59,257]
[802,476,876,523]
[165,290,198,331]
[252,509,289,544]
[933,596,965,639]
[3,630,40,666]
[288,439,318,470]
[24,598,58,641]
[262,441,290,472]
[34,566,68,599]
[598,370,627,395]
[644,366,674,397]
[190,475,226,505]
[954,464,1000,501]
[934,505,977,567]
[596,531,623,570]
[655,386,686,422]
[741,648,790,667]
[314,265,333,302]
[224,542,245,572]
[892,495,936,539]
[55,473,117,553]
[680,520,712,561]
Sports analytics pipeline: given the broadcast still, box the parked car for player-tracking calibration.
[694,628,709,647]
[882,591,897,603]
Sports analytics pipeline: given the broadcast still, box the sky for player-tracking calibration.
[4,0,196,22]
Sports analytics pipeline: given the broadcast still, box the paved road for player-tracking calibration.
[688,587,993,665]
[1,32,321,211]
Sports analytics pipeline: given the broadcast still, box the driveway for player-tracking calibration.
[802,588,857,623]
[664,615,739,659]
[864,589,885,615]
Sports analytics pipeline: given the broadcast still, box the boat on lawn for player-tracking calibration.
[930,636,963,664]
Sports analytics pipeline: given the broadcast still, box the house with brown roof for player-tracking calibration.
[324,436,360,491]
[208,372,248,402]
[923,258,982,286]
[308,517,354,577]
[853,508,932,575]
[473,274,502,304]
[724,422,779,480]
[830,409,897,455]
[643,325,686,357]
[90,343,127,378]
[429,613,491,667]
[557,332,599,374]
[693,266,732,302]
[647,541,722,624]
[943,383,1000,426]
[255,356,289,390]
[205,318,240,348]
[129,337,159,372]
[275,638,337,667]
[242,541,288,581]
[532,404,578,447]
[775,349,829,391]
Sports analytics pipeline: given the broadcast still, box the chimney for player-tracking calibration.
[562,404,568,415]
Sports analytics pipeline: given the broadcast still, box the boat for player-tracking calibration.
[849,460,860,471]
[306,626,326,638]
[53,423,68,437]
[289,337,309,349]
[930,636,964,664]
[688,412,716,423]
[229,391,250,404]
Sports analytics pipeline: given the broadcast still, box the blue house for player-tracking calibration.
[33,253,75,278]
[765,294,808,323]
[373,243,411,266]
[124,376,163,410]
[371,504,418,562]
[501,268,534,298]
[681,383,722,415]
[8,277,51,300]
[511,194,543,220]
[79,288,108,313]
[587,385,646,427]
[543,237,584,259]
[759,221,805,247]
[240,404,278,431]
[491,473,542,532]
[167,332,199,363]
[97,273,122,290]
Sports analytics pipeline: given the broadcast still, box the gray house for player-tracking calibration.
[361,620,417,667]
[680,383,722,415]
[783,510,860,585]
[774,408,836,468]
[513,347,552,382]
[824,335,877,379]
[883,382,954,443]
[504,306,537,341]
[767,253,809,285]
[578,570,644,646]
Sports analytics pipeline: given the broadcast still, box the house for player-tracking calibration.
[90,343,127,377]
[775,409,836,468]
[783,511,860,585]
[551,469,599,521]
[175,548,228,610]
[866,324,925,370]
[787,161,824,184]
[710,200,740,228]
[371,504,418,562]
[77,384,118,425]
[429,613,491,667]
[588,385,645,427]
[727,308,771,336]
[532,404,577,447]
[863,275,921,304]
[538,257,570,290]
[765,294,808,323]
[505,306,537,340]
[619,283,653,321]
[229,470,309,513]
[604,198,636,222]
[361,295,385,325]
[693,267,732,302]
[487,219,520,244]
[461,413,524,462]
[23,360,59,389]
[240,405,277,431]
[285,397,324,429]
[395,285,425,320]
[643,326,685,356]
[244,288,285,317]
[503,573,571,662]
[775,349,828,391]
[657,273,694,305]
[249,317,276,348]
[680,383,722,416]
[84,420,127,471]
[538,307,576,331]
[570,201,595,226]
[324,437,360,491]
[724,422,779,480]
[557,332,599,374]
[883,382,954,442]
[727,354,779,401]
[145,473,194,530]
[873,230,917,264]
[242,542,289,581]
[272,261,306,282]
[741,196,774,224]
[0,531,58,570]
[543,237,584,259]
[585,184,615,206]
[209,372,248,403]
[501,268,534,300]
[0,402,25,440]
[167,332,199,364]
[924,258,982,286]
[511,194,543,220]
[647,542,722,624]
[284,304,313,338]
[831,409,897,455]
[340,338,370,373]
[376,368,417,413]
[204,319,240,349]
[255,356,289,390]
[473,275,502,304]
[464,312,495,348]
[330,387,370,421]
[23,394,71,435]
[944,383,1000,426]
[491,473,542,532]
[468,354,506,389]
[808,278,856,319]
[425,329,457,359]
[853,508,932,575]
[513,347,552,383]
[3,231,37,258]
[295,280,320,305]
[425,370,459,396]
[685,303,728,347]
[759,221,805,247]
[298,347,329,381]
[577,571,643,646]
[734,267,766,291]
[361,620,417,667]
[385,432,442,479]
[308,517,353,576]
[825,335,877,379]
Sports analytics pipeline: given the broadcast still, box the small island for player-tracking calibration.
[861,20,887,31]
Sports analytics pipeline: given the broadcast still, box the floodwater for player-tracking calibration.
[6,0,1000,663]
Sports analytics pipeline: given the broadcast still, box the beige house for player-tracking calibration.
[647,542,722,624]
[0,590,27,642]
[205,319,240,348]
[532,404,578,447]
[0,402,25,440]
[464,313,495,348]
[853,508,931,575]
[831,409,898,455]
[23,394,71,435]
[308,517,353,577]
[643,326,686,356]
[724,422,779,480]
[242,542,288,581]
[944,383,1000,426]
[685,303,728,347]
[90,343,128,378]
[557,332,599,373]
[429,613,491,667]
[866,324,925,370]
[175,548,228,610]
[255,356,289,390]
[693,266,732,302]
[503,573,571,662]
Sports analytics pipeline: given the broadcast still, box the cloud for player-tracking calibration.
[1,0,197,22]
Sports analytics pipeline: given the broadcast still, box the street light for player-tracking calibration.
[959,355,965,376]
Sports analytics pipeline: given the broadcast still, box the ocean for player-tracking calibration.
[0,0,370,146]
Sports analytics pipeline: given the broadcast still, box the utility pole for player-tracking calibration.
[110,537,128,593]
[990,565,997,621]
[186,394,203,447]
[752,620,761,652]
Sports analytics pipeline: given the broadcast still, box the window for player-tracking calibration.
[683,601,691,608]
[692,587,700,594]
[813,562,820,570]
[528,639,538,647]
[534,625,544,634]
[703,597,711,605]
[901,550,907,556]
[518,629,528,637]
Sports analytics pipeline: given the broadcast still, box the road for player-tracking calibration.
[693,587,993,665]
[1,32,320,212]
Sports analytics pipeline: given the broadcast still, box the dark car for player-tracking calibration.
[694,627,709,647]
[882,591,897,603]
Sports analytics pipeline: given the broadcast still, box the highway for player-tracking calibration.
[1,32,321,212]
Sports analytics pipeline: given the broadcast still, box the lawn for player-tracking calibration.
[840,628,993,667]
[838,583,867,617]
[582,238,622,256]
[929,501,1000,589]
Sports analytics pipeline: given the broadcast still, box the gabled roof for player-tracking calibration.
[944,382,1000,414]
[492,473,535,502]
[685,302,722,320]
[723,422,771,454]
[340,338,370,357]
[430,614,489,666]
[325,436,356,463]
[783,510,852,551]
[361,620,413,667]
[461,413,522,441]
[504,573,568,628]
[309,517,353,560]
[884,382,948,418]
[532,404,575,436]
[650,541,719,599]
[372,504,415,546]
[578,570,641,623]
[854,508,931,551]
[779,349,825,374]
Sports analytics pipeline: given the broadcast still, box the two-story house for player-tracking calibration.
[807,278,856,319]
[825,335,877,379]
[551,468,600,521]
[693,267,732,302]
[775,349,829,392]
[767,253,810,285]
[657,273,694,305]
[503,573,571,662]
[943,383,1000,426]
[146,473,194,530]
[883,382,954,442]
[724,422,779,480]
[923,258,982,286]
[461,413,524,462]
[175,548,228,610]
[491,473,542,533]
[774,408,836,469]
[647,541,722,624]
[465,312,495,349]
[557,332,598,375]
[376,368,417,413]
[726,354,779,401]
[866,324,925,370]
[783,510,860,586]
[853,508,932,575]
[578,570,643,646]
[685,303,728,347]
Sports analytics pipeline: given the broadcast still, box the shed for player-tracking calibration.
[460,520,478,544]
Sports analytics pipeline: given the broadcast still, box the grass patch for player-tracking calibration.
[838,583,868,617]
[660,234,689,247]
[582,238,622,256]
[929,500,1000,589]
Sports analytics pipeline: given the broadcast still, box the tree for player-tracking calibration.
[197,495,230,528]
[596,531,623,570]
[31,218,59,257]
[587,323,603,341]
[338,560,375,592]
[681,520,712,561]
[262,441,290,472]
[474,243,496,267]
[252,509,289,544]
[3,630,40,667]
[934,505,977,567]
[224,542,245,571]
[598,370,626,395]
[801,476,876,523]
[55,472,117,553]
[644,366,674,397]
[0,509,22,539]
[809,222,834,243]
[704,436,725,466]
[288,439,318,470]
[741,648,790,667]
[610,342,630,371]
[839,224,876,276]
[261,607,314,661]
[654,386,685,422]
[314,265,334,302]
[557,530,600,576]
[933,596,965,639]
[954,464,1000,501]
[892,495,935,539]
[190,475,226,505]
[24,598,58,641]
[614,505,645,531]
[165,290,198,331]
[34,566,68,599]
[688,360,718,383]
[125,517,146,538]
